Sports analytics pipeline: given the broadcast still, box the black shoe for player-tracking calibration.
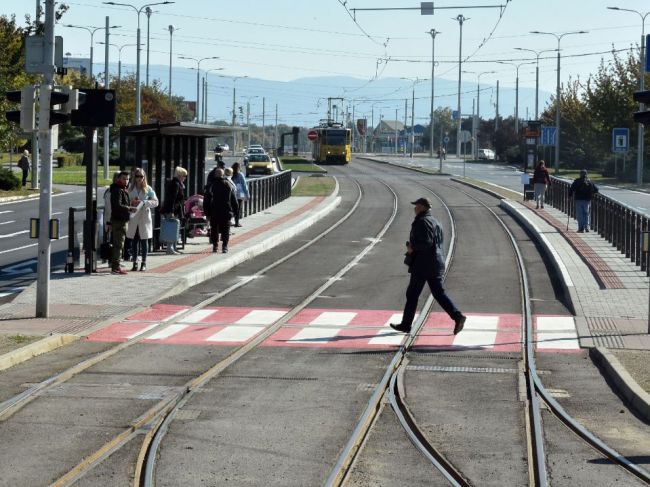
[212,245,218,253]
[453,314,466,335]
[139,263,146,272]
[585,228,589,232]
[234,223,242,227]
[222,247,228,253]
[577,229,584,233]
[389,323,411,334]
[131,262,138,271]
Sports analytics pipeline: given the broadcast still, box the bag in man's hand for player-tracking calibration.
[99,241,113,261]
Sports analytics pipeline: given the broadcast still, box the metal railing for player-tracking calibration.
[547,176,649,275]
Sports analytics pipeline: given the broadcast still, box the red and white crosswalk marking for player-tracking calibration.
[86,306,581,352]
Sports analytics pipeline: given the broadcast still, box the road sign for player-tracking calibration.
[443,136,450,144]
[459,130,471,143]
[307,130,318,141]
[540,126,557,146]
[452,110,459,120]
[612,127,630,153]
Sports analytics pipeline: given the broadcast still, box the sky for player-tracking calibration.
[2,0,649,125]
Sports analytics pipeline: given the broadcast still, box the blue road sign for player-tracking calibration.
[443,136,450,144]
[540,126,557,146]
[452,110,459,120]
[612,127,630,153]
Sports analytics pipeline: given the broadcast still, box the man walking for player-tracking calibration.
[568,169,598,233]
[391,197,466,335]
[18,150,30,187]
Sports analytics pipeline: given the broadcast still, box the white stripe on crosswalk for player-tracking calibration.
[310,311,356,326]
[536,331,580,349]
[288,327,341,343]
[236,309,286,325]
[179,309,217,323]
[163,309,189,322]
[126,324,158,339]
[205,326,265,342]
[382,313,404,326]
[453,315,498,348]
[369,328,405,345]
[536,316,575,331]
[147,324,188,340]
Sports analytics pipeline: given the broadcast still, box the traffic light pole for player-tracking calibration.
[36,0,55,317]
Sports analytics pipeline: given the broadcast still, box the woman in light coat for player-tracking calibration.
[231,162,249,227]
[126,169,158,271]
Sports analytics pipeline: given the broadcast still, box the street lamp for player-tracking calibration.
[401,77,423,158]
[63,23,121,79]
[607,6,650,185]
[98,41,137,84]
[165,25,179,101]
[464,70,496,158]
[427,29,441,158]
[203,68,224,123]
[179,55,219,123]
[496,60,535,134]
[454,14,469,158]
[220,75,248,149]
[531,30,588,174]
[103,1,174,125]
[514,47,558,120]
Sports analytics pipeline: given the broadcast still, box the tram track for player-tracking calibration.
[36,175,401,486]
[331,160,650,486]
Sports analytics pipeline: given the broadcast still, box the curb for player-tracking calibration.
[0,334,79,372]
[589,347,650,422]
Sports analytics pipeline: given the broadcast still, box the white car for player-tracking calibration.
[478,148,496,160]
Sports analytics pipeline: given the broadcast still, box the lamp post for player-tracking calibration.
[98,42,137,84]
[514,47,557,120]
[427,29,440,158]
[220,75,248,150]
[145,6,152,86]
[607,6,650,185]
[203,68,224,123]
[464,70,496,159]
[531,30,588,174]
[63,23,121,79]
[496,60,535,134]
[166,25,178,101]
[401,77,422,158]
[179,55,219,123]
[103,1,174,125]
[454,14,469,158]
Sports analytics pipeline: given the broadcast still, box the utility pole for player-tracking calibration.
[274,103,278,149]
[262,97,266,148]
[145,6,152,86]
[495,80,500,131]
[246,100,251,147]
[427,29,440,157]
[36,0,55,317]
[403,99,407,156]
[32,0,41,190]
[410,85,415,158]
[455,14,468,158]
[103,16,110,180]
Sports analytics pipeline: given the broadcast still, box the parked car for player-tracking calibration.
[246,153,274,176]
[478,148,496,160]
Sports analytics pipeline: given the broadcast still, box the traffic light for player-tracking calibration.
[48,86,83,127]
[4,86,36,132]
[633,90,650,124]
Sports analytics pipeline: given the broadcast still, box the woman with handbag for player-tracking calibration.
[231,162,249,227]
[161,166,187,254]
[126,169,158,271]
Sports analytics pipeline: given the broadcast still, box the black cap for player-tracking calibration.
[411,197,432,208]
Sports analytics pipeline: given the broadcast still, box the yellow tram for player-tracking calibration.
[310,123,351,164]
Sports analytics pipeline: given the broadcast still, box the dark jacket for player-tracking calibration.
[109,183,131,222]
[162,177,186,218]
[532,165,550,185]
[409,209,445,277]
[208,176,239,222]
[569,176,598,201]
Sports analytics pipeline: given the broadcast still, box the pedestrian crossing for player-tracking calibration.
[86,304,581,352]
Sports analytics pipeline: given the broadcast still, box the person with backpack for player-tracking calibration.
[568,169,599,233]
[207,168,238,253]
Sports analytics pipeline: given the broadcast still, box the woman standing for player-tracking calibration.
[162,166,187,254]
[532,160,551,209]
[231,162,249,227]
[126,169,158,271]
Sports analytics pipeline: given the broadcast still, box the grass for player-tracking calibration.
[0,334,40,356]
[292,175,335,197]
[51,164,118,186]
[280,156,326,173]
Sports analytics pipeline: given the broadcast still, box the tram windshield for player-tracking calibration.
[324,129,348,145]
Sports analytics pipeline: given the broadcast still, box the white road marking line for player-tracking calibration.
[147,324,188,340]
[382,313,404,326]
[310,311,357,326]
[0,220,16,225]
[179,309,217,323]
[369,328,405,345]
[453,315,498,348]
[0,230,29,239]
[0,242,38,255]
[205,326,265,342]
[235,309,286,325]
[126,324,158,339]
[536,331,580,349]
[536,316,575,331]
[0,211,13,215]
[162,309,189,322]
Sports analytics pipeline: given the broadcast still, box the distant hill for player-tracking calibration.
[103,62,551,128]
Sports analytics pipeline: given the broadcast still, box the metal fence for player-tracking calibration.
[547,176,649,275]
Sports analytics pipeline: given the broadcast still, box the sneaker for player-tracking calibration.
[389,323,411,334]
[585,228,589,232]
[131,262,139,271]
[111,267,128,275]
[139,263,146,272]
[234,223,242,227]
[453,314,466,335]
[577,229,584,233]
[222,247,228,253]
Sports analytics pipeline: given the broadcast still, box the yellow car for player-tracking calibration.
[246,154,274,176]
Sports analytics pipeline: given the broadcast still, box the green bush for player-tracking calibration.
[55,152,83,167]
[0,167,21,190]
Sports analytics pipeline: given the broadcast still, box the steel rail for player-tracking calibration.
[139,179,399,487]
[325,179,456,486]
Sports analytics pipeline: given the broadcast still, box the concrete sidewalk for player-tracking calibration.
[0,186,340,338]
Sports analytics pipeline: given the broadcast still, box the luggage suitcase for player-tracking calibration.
[160,217,180,243]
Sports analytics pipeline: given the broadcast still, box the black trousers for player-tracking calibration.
[21,169,28,186]
[402,273,460,328]
[210,216,230,248]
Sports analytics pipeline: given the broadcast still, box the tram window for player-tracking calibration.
[325,130,347,145]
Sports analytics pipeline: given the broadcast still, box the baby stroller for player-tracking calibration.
[184,194,209,238]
